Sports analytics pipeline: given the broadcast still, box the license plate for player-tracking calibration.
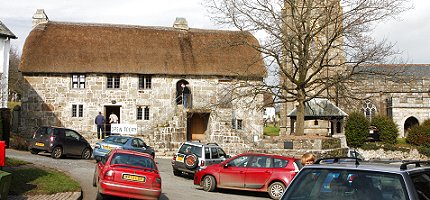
[35,142,44,147]
[122,174,146,182]
[176,155,184,162]
[103,145,112,150]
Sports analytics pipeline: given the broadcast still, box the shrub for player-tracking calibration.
[345,112,369,148]
[9,134,30,151]
[360,142,380,150]
[371,115,398,145]
[406,119,430,147]
[418,146,430,157]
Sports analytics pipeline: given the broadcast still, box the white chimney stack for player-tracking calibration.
[32,9,49,29]
[173,17,189,30]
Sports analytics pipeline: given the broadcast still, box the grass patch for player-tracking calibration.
[5,157,30,167]
[3,158,80,195]
[264,124,280,136]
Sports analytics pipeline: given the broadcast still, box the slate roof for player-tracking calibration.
[287,98,348,118]
[0,20,17,39]
[20,21,265,78]
[354,64,430,78]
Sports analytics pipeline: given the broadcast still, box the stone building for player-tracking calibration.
[19,10,266,154]
[0,20,17,108]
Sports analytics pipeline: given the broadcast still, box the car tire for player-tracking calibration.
[173,169,182,176]
[268,182,286,200]
[51,146,63,159]
[82,148,92,159]
[202,175,216,192]
[29,149,40,155]
[184,154,198,170]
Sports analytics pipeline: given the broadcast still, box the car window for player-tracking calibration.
[36,127,48,137]
[217,148,227,158]
[110,153,156,169]
[211,147,219,159]
[178,144,202,157]
[65,130,80,141]
[273,158,289,168]
[250,156,272,168]
[137,139,146,148]
[205,147,210,159]
[281,169,408,200]
[411,171,430,200]
[104,136,128,145]
[228,155,250,167]
[131,139,139,147]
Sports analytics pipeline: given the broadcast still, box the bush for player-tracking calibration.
[371,115,398,145]
[345,112,369,148]
[406,119,430,147]
[418,146,430,157]
[9,134,30,151]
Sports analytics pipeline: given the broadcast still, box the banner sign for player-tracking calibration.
[111,124,138,135]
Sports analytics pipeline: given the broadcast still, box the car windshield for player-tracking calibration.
[110,153,156,169]
[281,168,408,200]
[103,136,128,145]
[178,144,202,157]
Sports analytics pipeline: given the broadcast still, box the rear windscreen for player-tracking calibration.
[110,153,156,169]
[282,168,408,200]
[104,136,128,145]
[178,144,202,157]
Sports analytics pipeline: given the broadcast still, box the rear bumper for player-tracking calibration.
[99,181,161,200]
[29,143,53,152]
[93,148,109,159]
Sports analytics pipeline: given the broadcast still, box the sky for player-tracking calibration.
[1,0,429,64]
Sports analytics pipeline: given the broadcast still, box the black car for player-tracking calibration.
[281,157,430,200]
[28,126,92,159]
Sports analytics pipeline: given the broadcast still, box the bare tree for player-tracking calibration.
[8,46,23,101]
[205,0,410,136]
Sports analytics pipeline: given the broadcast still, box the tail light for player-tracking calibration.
[153,177,161,188]
[200,160,205,167]
[94,143,101,149]
[104,170,115,181]
[172,155,177,162]
[49,136,55,142]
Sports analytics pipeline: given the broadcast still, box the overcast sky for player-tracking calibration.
[1,0,429,64]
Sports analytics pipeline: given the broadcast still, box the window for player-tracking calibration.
[362,100,377,120]
[137,106,150,120]
[107,74,120,89]
[232,119,243,130]
[139,75,152,89]
[72,74,85,89]
[137,107,143,120]
[72,104,83,117]
[250,156,272,168]
[144,106,149,120]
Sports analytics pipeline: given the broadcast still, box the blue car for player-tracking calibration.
[93,135,155,160]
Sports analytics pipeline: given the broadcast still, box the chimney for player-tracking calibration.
[173,17,189,30]
[32,9,49,29]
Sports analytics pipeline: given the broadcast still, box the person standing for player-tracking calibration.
[181,83,191,108]
[109,112,119,124]
[95,112,105,139]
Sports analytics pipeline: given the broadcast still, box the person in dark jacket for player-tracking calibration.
[181,83,191,108]
[95,112,105,139]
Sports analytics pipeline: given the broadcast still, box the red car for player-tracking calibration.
[194,152,301,199]
[93,149,162,200]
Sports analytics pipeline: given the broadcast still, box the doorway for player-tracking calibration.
[187,112,210,141]
[404,116,419,137]
[105,105,121,136]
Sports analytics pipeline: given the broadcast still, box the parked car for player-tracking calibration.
[93,149,162,200]
[93,135,155,161]
[193,152,302,199]
[172,141,229,176]
[28,126,92,159]
[281,157,430,200]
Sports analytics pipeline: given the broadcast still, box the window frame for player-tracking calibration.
[72,104,84,117]
[107,74,121,89]
[139,75,152,90]
[71,74,86,89]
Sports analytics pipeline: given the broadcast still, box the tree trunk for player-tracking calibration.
[295,91,306,136]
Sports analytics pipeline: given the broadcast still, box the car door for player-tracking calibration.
[245,155,273,189]
[219,155,250,188]
[129,138,146,152]
[64,129,86,155]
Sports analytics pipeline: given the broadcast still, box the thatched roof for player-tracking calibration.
[20,21,265,78]
[0,21,17,39]
[288,98,347,119]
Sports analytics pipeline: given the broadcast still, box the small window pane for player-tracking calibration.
[79,105,83,117]
[137,107,143,120]
[144,106,149,120]
[72,105,77,117]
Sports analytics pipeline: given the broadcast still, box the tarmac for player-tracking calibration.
[8,191,82,200]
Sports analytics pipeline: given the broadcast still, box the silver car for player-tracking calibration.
[171,141,229,176]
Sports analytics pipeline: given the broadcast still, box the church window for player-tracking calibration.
[107,74,120,89]
[362,101,377,120]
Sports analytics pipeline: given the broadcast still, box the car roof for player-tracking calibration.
[306,158,430,174]
[111,149,153,158]
[183,141,220,147]
[235,152,297,160]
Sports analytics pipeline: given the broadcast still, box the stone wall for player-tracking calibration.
[20,73,264,154]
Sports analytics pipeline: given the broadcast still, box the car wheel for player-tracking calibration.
[81,148,92,159]
[202,175,216,192]
[184,154,198,170]
[29,149,40,155]
[173,169,182,176]
[268,182,286,200]
[51,146,63,159]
